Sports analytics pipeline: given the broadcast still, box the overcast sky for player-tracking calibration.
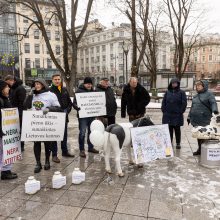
[75,0,220,34]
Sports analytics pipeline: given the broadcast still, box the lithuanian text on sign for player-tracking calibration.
[207,149,220,161]
[1,108,22,166]
[75,92,106,118]
[21,111,66,141]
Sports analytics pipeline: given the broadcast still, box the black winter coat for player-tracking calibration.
[162,79,187,126]
[96,84,117,117]
[121,83,150,117]
[50,85,72,122]
[0,95,13,137]
[9,77,26,119]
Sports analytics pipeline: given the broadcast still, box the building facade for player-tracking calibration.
[15,1,63,84]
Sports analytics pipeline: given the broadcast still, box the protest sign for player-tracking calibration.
[131,124,173,164]
[75,92,106,118]
[21,111,66,141]
[1,108,22,166]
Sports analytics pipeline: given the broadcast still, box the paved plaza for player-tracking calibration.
[1,104,220,220]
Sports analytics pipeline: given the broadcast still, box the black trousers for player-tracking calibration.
[169,125,181,144]
[107,116,116,126]
[34,142,52,162]
[197,139,204,152]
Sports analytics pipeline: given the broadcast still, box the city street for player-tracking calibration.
[1,104,220,220]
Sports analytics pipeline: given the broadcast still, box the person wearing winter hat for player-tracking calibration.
[73,77,99,158]
[24,78,62,173]
[0,80,18,180]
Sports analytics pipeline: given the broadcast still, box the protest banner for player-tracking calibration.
[1,108,22,166]
[75,92,106,118]
[21,111,66,141]
[131,124,173,164]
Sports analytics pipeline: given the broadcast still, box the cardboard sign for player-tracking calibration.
[21,111,66,141]
[75,92,106,118]
[207,148,220,161]
[131,124,173,164]
[1,108,22,166]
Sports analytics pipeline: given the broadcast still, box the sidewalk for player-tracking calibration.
[1,108,220,220]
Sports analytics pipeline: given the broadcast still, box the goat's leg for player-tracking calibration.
[104,142,112,174]
[126,145,135,165]
[113,147,124,177]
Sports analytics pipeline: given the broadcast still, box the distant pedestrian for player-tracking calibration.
[121,77,150,122]
[50,73,74,162]
[96,77,117,126]
[161,78,187,149]
[188,80,218,156]
[5,75,26,152]
[24,79,62,173]
[0,80,18,180]
[73,77,99,158]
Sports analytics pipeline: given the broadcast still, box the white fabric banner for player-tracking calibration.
[1,108,22,166]
[75,92,106,118]
[21,111,66,141]
[131,124,173,164]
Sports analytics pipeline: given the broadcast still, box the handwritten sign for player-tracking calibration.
[1,108,22,166]
[75,92,106,118]
[207,149,220,161]
[131,124,173,164]
[21,111,66,141]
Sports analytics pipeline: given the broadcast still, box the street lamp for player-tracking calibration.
[122,41,130,83]
[112,55,118,86]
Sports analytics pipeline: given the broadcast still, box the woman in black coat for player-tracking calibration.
[161,78,187,149]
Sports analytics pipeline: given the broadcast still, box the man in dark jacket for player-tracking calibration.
[5,75,26,151]
[50,73,74,161]
[96,77,117,126]
[73,77,99,158]
[121,77,150,122]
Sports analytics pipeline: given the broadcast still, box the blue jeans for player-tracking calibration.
[78,117,94,151]
[52,121,68,156]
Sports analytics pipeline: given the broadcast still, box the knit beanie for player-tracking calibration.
[84,77,93,85]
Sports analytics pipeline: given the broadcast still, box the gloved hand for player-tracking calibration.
[187,118,190,125]
[214,111,219,115]
[76,106,81,111]
[0,129,5,138]
[43,108,49,115]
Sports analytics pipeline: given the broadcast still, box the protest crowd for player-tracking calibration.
[0,73,218,180]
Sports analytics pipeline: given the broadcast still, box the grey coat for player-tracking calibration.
[188,80,218,127]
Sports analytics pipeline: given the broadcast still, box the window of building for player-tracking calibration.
[119,53,123,59]
[23,18,28,23]
[35,44,40,54]
[92,38,94,43]
[119,31,124,37]
[194,57,197,62]
[119,64,123,70]
[96,56,100,62]
[102,55,106,62]
[110,63,114,71]
[86,58,89,64]
[111,32,114,38]
[34,29,40,39]
[210,47,212,52]
[110,54,114,60]
[24,43,30,53]
[90,47,94,54]
[203,48,205,52]
[81,59,83,65]
[54,16,59,26]
[96,46,100,53]
[110,43,114,51]
[118,42,124,48]
[209,55,212,61]
[25,58,30,68]
[23,28,29,38]
[47,58,52,68]
[56,45,60,55]
[91,57,94,63]
[97,66,100,72]
[102,45,106,52]
[35,58,40,68]
[45,18,50,25]
[202,55,205,62]
[103,35,106,40]
[55,31,60,41]
[46,30,51,40]
[97,36,100,42]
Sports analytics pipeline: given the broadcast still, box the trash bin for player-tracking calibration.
[201,140,220,168]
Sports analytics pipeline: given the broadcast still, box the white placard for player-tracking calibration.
[75,92,106,118]
[1,108,22,166]
[52,176,66,189]
[21,111,66,141]
[207,148,220,161]
[131,124,173,164]
[25,181,41,194]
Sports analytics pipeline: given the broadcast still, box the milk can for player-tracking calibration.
[25,176,40,194]
[201,140,220,168]
[72,168,85,184]
[52,171,66,189]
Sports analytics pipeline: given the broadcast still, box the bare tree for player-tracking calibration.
[163,0,202,80]
[0,0,94,95]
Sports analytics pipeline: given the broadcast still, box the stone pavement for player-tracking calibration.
[1,106,220,220]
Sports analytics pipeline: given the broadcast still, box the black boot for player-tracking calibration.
[1,170,18,180]
[44,159,50,170]
[34,161,42,173]
[193,150,201,156]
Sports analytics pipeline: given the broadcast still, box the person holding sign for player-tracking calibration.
[24,79,62,173]
[161,78,187,149]
[73,77,99,158]
[0,80,18,180]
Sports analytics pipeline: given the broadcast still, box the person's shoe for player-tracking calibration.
[52,156,60,163]
[137,164,144,168]
[21,146,25,152]
[176,144,181,149]
[79,150,86,158]
[44,160,50,170]
[88,148,99,154]
[1,170,18,180]
[193,150,201,156]
[34,161,42,173]
[62,152,75,157]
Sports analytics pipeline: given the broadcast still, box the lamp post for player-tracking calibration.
[122,41,130,83]
[113,55,118,86]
